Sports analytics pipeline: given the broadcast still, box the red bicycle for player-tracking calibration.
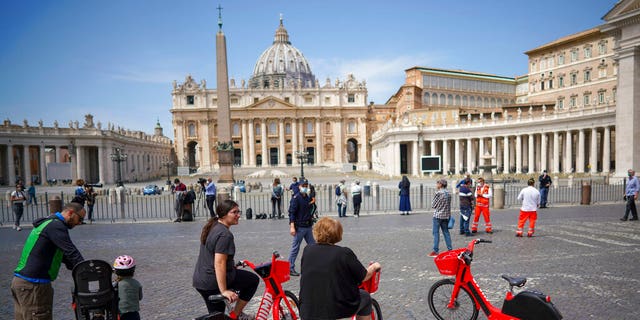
[355,268,383,320]
[428,239,562,320]
[194,252,299,320]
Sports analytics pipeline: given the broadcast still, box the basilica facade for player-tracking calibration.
[171,19,371,173]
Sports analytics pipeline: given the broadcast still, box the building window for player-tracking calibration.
[598,41,607,55]
[584,94,591,106]
[284,97,290,103]
[324,97,331,105]
[254,97,259,103]
[232,123,240,136]
[230,97,238,105]
[584,70,591,82]
[347,121,357,134]
[571,73,577,85]
[613,88,617,101]
[325,122,332,134]
[304,96,313,104]
[557,98,564,110]
[540,81,545,91]
[548,79,553,89]
[268,122,277,135]
[584,47,592,59]
[255,124,261,136]
[348,94,355,103]
[188,123,196,137]
[558,76,564,88]
[187,95,195,105]
[570,96,577,108]
[558,54,565,65]
[598,91,605,104]
[571,49,578,62]
[305,121,313,134]
[531,62,536,72]
[285,123,291,135]
[599,67,607,78]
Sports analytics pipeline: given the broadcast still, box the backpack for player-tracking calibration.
[335,185,341,196]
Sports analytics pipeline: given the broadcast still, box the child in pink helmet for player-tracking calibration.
[113,255,143,320]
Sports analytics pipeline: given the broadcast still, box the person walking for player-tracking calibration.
[173,178,187,222]
[428,179,453,257]
[288,180,316,276]
[350,180,362,218]
[458,178,474,236]
[516,178,541,237]
[538,170,552,208]
[205,177,217,218]
[336,179,348,217]
[11,183,27,231]
[11,202,86,320]
[621,169,639,221]
[399,175,412,215]
[27,182,37,205]
[271,178,284,219]
[471,177,493,234]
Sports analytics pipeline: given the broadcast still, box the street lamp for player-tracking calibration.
[110,147,127,187]
[162,159,174,186]
[295,149,309,179]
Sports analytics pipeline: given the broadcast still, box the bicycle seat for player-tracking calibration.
[501,275,527,287]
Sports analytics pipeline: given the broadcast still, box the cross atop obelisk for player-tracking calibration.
[215,4,234,184]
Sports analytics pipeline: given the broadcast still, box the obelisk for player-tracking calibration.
[215,5,234,185]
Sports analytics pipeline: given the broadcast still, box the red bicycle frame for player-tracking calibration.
[240,252,299,320]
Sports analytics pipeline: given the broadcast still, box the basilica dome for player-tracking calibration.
[250,18,316,88]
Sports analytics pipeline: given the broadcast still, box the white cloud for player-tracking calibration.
[309,54,437,104]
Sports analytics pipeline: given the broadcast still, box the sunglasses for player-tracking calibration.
[73,211,85,223]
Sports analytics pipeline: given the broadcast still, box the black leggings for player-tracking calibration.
[196,269,260,313]
[356,289,373,316]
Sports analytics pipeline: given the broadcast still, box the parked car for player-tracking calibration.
[143,185,162,195]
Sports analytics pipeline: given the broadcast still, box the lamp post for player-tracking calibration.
[162,159,174,186]
[295,149,309,179]
[110,147,127,187]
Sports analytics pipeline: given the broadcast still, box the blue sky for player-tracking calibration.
[0,0,617,139]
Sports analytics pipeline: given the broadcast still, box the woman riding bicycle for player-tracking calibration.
[192,200,259,320]
[299,217,381,320]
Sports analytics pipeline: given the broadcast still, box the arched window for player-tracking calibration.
[424,92,431,105]
[470,96,475,107]
[432,93,438,105]
[491,98,497,107]
[188,123,196,137]
[268,122,277,135]
[455,95,461,106]
[462,96,468,106]
[347,139,358,163]
[447,94,453,105]
[440,94,446,105]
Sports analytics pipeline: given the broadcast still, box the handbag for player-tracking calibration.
[448,216,455,229]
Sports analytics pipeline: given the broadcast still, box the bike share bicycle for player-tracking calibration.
[428,239,562,320]
[194,252,299,320]
[349,268,383,320]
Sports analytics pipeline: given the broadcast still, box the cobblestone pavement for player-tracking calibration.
[1,203,639,319]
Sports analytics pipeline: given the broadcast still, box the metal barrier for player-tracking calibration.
[0,181,626,225]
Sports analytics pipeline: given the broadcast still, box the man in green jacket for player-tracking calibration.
[11,202,86,320]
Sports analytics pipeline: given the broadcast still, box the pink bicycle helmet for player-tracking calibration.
[113,255,136,270]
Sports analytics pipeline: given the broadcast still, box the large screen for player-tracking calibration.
[421,156,442,173]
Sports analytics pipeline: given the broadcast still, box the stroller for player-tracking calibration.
[71,260,118,320]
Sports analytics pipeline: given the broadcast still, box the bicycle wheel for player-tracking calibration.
[277,290,300,320]
[428,278,478,320]
[371,298,383,320]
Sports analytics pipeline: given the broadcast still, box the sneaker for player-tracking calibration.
[173,218,182,223]
[527,233,534,237]
[630,218,639,221]
[12,225,16,230]
[237,312,255,320]
[428,251,438,257]
[16,226,22,231]
[290,270,300,276]
[620,218,628,221]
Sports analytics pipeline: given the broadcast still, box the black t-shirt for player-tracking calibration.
[299,243,367,319]
[192,223,236,290]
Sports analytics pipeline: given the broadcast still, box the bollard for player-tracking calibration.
[581,181,592,205]
[492,184,505,209]
[49,195,62,214]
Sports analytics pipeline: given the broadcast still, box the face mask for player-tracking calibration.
[629,173,634,177]
[300,187,309,194]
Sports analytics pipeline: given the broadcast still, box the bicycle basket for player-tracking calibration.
[360,270,380,294]
[434,248,466,275]
[271,259,291,283]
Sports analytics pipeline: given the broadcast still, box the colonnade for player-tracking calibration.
[423,125,614,175]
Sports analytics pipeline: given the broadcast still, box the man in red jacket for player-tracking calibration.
[471,177,493,234]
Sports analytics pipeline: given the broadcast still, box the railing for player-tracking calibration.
[0,181,625,225]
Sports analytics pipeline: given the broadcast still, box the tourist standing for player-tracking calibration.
[621,169,639,221]
[27,183,37,205]
[288,177,300,196]
[336,179,347,217]
[271,178,284,219]
[516,178,540,237]
[399,175,411,215]
[538,170,552,208]
[205,177,217,218]
[84,185,97,223]
[350,180,362,218]
[288,180,316,276]
[428,179,453,257]
[458,178,474,236]
[173,178,187,222]
[11,183,27,231]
